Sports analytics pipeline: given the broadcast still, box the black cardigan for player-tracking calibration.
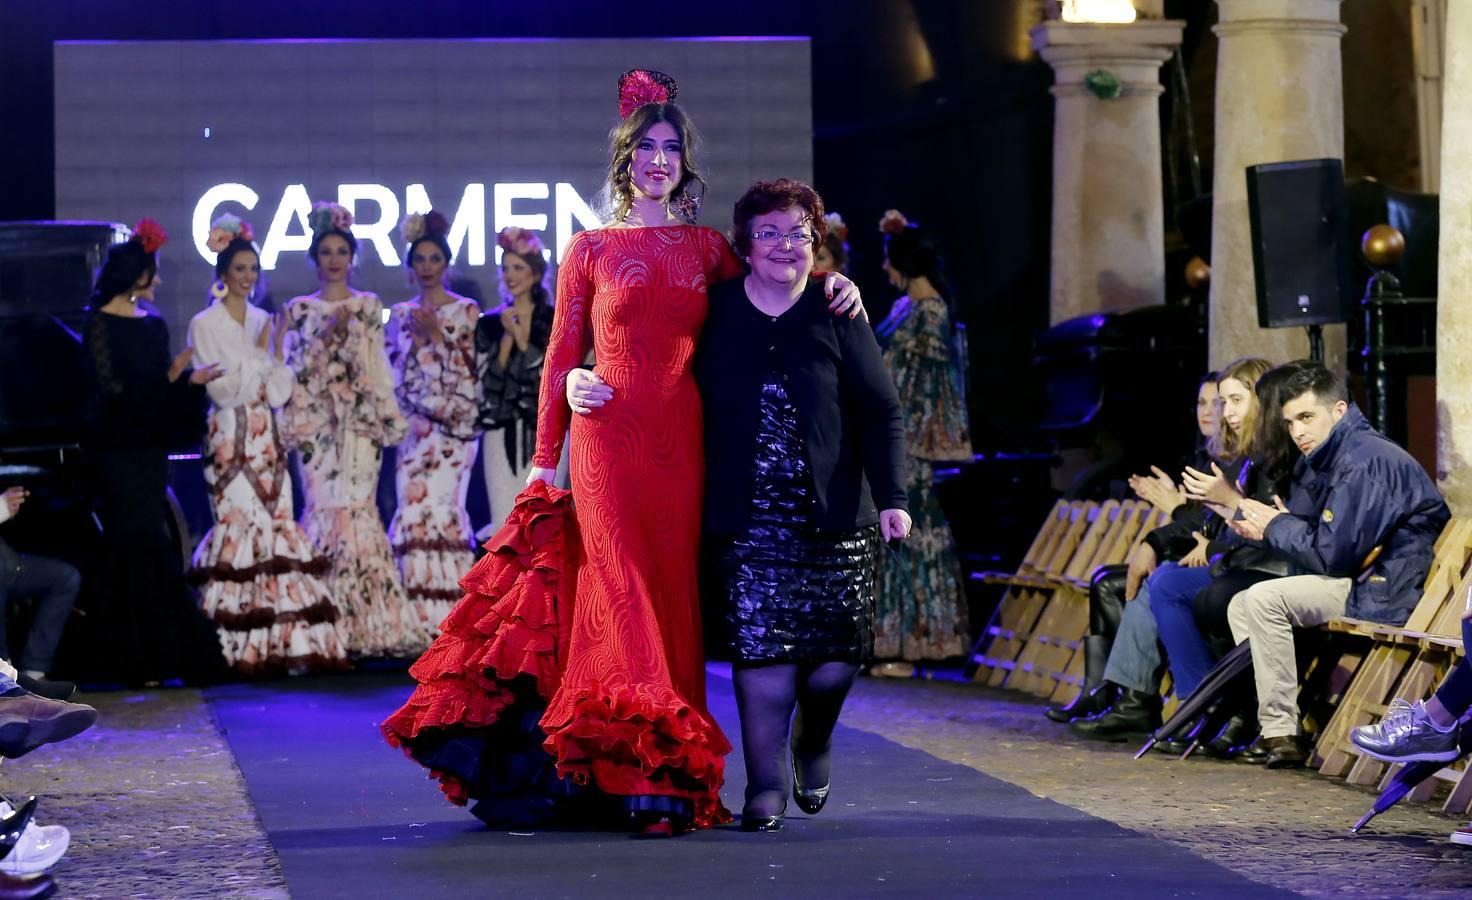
[695,278,908,534]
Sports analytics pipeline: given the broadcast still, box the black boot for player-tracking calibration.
[1069,688,1162,742]
[1045,680,1119,723]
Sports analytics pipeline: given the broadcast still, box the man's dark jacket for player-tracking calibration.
[1262,405,1449,624]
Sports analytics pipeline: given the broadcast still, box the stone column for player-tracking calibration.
[1436,1,1472,512]
[1033,19,1185,325]
[1208,0,1347,368]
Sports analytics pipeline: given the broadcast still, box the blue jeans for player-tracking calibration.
[1101,582,1161,693]
[0,554,81,673]
[1149,562,1218,698]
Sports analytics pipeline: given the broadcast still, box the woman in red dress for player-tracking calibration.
[384,70,861,835]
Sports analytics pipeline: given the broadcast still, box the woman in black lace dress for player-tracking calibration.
[695,181,909,832]
[75,220,227,686]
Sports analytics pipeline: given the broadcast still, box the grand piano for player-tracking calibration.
[0,221,192,565]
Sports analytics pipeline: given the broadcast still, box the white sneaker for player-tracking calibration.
[1452,824,1472,847]
[0,802,68,876]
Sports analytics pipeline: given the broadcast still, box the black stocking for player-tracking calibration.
[792,661,859,789]
[732,663,799,818]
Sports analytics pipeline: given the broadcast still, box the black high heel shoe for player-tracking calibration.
[0,798,37,857]
[791,753,829,815]
[739,804,786,833]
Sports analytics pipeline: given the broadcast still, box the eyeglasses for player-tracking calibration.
[751,230,815,247]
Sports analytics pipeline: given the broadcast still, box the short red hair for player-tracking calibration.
[731,179,828,258]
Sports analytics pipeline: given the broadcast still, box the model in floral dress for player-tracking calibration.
[387,213,482,639]
[280,203,414,657]
[872,211,973,667]
[188,222,349,674]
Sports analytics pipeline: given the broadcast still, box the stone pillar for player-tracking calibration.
[1436,2,1472,513]
[1208,0,1347,368]
[1033,19,1185,325]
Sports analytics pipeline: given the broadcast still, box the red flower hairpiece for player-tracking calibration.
[132,218,168,254]
[618,69,678,119]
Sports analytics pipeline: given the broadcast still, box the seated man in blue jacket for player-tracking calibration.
[1225,363,1449,768]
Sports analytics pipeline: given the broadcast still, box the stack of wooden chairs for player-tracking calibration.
[971,498,1168,706]
[1312,517,1472,816]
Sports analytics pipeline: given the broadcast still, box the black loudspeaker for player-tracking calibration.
[1245,158,1351,328]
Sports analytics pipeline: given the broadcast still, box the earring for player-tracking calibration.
[210,280,228,302]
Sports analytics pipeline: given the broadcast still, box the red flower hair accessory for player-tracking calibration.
[497,226,545,258]
[132,218,168,254]
[618,69,678,119]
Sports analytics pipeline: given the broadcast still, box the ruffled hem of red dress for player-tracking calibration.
[543,681,734,829]
[381,481,574,806]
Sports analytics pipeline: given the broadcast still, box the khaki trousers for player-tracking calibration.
[1228,575,1352,739]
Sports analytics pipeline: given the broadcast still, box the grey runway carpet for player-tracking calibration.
[206,671,1297,898]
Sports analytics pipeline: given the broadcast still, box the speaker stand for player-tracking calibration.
[1306,324,1325,363]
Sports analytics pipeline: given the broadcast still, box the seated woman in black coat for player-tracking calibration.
[695,180,909,831]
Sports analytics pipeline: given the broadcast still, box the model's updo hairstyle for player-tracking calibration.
[401,210,453,266]
[604,70,706,224]
[307,201,358,264]
[497,227,550,307]
[89,218,166,307]
[880,209,960,338]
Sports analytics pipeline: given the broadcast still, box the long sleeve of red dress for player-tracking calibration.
[532,232,594,469]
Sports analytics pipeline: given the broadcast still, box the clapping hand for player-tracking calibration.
[1182,462,1241,510]
[1,487,27,519]
[1128,466,1185,515]
[409,305,442,345]
[1228,496,1289,541]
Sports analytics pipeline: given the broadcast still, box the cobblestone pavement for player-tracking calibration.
[837,674,1472,899]
[14,674,1472,898]
[4,687,286,899]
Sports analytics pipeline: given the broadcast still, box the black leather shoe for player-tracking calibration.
[1046,682,1119,724]
[791,754,829,815]
[14,678,73,703]
[740,803,786,833]
[1263,735,1307,769]
[1199,715,1259,760]
[1069,689,1162,742]
[0,693,98,759]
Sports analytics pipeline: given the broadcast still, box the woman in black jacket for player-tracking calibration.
[696,180,909,832]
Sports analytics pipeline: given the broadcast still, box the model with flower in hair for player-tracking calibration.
[385,69,865,836]
[187,215,349,676]
[869,210,974,675]
[386,211,482,636]
[814,211,850,276]
[280,202,415,657]
[77,219,228,685]
[475,226,560,534]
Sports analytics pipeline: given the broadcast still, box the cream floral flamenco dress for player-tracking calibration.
[386,297,482,640]
[281,290,418,657]
[188,300,350,674]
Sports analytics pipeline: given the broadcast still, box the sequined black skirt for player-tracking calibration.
[703,377,881,664]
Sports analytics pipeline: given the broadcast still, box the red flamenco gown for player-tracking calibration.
[383,225,742,829]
